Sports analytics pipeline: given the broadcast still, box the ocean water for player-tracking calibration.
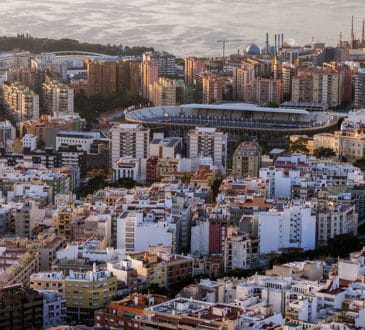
[0,0,363,56]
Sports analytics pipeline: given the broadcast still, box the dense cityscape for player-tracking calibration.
[0,10,364,330]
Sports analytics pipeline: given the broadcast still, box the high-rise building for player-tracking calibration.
[354,69,365,109]
[109,123,150,165]
[312,68,342,107]
[141,60,158,99]
[65,267,117,326]
[232,141,262,178]
[129,61,141,96]
[250,78,282,105]
[42,78,74,116]
[116,60,141,96]
[185,57,205,83]
[87,60,117,97]
[143,51,176,76]
[281,62,297,100]
[292,73,314,103]
[233,63,255,100]
[291,67,343,107]
[202,75,222,104]
[6,67,45,94]
[151,77,185,106]
[3,82,39,123]
[187,127,227,168]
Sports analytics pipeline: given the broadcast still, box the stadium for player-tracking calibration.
[125,103,341,135]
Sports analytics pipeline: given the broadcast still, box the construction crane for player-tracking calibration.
[217,39,255,58]
[217,39,243,58]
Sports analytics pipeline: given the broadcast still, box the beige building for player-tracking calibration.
[202,75,222,104]
[151,77,184,106]
[3,82,39,123]
[291,67,343,107]
[314,128,365,161]
[127,252,193,289]
[232,141,262,178]
[233,62,255,100]
[30,271,65,297]
[250,78,282,105]
[42,78,74,116]
[156,157,179,178]
[185,57,205,84]
[0,248,39,288]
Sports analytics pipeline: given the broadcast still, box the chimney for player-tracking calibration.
[281,33,284,48]
[266,33,269,55]
[278,34,281,50]
[274,34,277,55]
[362,20,365,44]
[351,16,355,49]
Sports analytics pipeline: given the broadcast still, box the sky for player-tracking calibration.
[0,0,363,57]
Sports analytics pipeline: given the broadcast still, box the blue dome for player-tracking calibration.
[245,43,260,55]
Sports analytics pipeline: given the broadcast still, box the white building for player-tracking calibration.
[116,211,175,252]
[112,157,140,182]
[0,120,16,149]
[187,127,227,171]
[109,123,150,165]
[258,203,316,254]
[149,137,182,159]
[56,131,100,153]
[23,133,38,151]
[224,227,258,271]
[190,220,210,254]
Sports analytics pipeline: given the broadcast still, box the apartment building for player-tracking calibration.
[224,226,259,271]
[42,78,74,116]
[109,123,150,165]
[187,127,227,169]
[202,74,222,104]
[65,267,117,326]
[3,82,39,123]
[232,141,262,178]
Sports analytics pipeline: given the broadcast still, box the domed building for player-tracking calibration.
[245,43,260,56]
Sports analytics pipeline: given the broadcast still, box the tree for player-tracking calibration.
[288,137,309,154]
[354,156,365,170]
[211,178,223,201]
[313,147,336,159]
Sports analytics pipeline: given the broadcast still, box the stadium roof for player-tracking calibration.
[180,103,310,115]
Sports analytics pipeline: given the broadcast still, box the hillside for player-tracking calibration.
[0,34,154,56]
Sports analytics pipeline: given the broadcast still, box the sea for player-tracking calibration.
[0,0,363,57]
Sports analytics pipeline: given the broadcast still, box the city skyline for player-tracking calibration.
[0,0,364,56]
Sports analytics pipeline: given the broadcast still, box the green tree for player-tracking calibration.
[354,156,365,170]
[288,137,309,154]
[313,147,336,159]
[211,178,223,201]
